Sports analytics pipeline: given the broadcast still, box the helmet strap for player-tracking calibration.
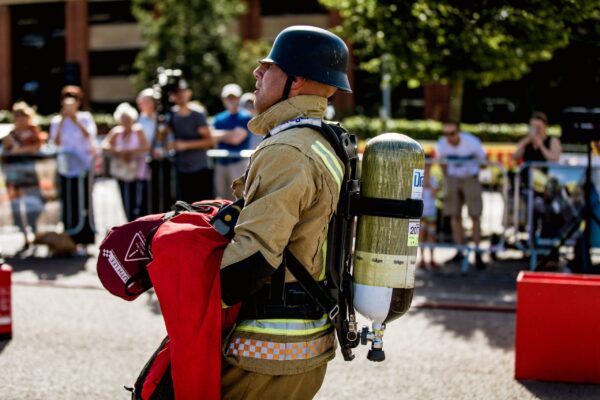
[280,75,296,101]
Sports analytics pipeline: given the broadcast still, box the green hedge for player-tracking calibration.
[0,109,561,144]
[342,115,561,143]
[0,111,115,133]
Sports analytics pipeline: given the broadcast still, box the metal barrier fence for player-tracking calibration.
[418,159,509,273]
[8,146,583,273]
[0,148,97,256]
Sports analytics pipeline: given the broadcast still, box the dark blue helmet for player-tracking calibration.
[261,26,352,93]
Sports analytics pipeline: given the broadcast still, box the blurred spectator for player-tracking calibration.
[136,88,159,151]
[3,102,42,155]
[418,159,438,269]
[49,85,97,246]
[513,112,563,254]
[136,88,175,213]
[240,92,262,149]
[102,103,150,221]
[212,84,252,200]
[2,102,43,252]
[167,80,214,203]
[513,112,561,164]
[436,120,487,270]
[240,92,256,116]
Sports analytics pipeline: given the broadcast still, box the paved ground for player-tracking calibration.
[1,249,599,399]
[1,179,599,399]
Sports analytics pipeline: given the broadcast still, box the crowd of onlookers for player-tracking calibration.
[1,86,565,267]
[420,112,563,270]
[1,82,258,252]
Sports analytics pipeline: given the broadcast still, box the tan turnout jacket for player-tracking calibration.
[221,95,344,375]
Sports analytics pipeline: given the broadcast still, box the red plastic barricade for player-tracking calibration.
[515,271,600,383]
[0,263,12,340]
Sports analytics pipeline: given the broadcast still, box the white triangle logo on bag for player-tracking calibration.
[125,231,149,262]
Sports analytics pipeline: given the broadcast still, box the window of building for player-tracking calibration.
[260,0,327,16]
[11,3,66,114]
[89,0,136,24]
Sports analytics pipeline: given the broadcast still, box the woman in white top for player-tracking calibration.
[103,103,150,221]
[49,86,97,245]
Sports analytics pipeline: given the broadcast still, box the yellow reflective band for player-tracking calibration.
[311,141,343,190]
[221,299,230,309]
[235,315,331,336]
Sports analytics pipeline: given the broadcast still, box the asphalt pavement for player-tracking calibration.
[0,179,599,399]
[1,245,599,399]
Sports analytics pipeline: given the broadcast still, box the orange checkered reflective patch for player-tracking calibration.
[226,333,335,361]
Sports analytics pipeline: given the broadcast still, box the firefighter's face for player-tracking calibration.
[253,62,287,114]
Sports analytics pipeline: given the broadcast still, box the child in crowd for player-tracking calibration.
[418,158,439,269]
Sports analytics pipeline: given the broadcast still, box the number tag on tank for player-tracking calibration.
[407,219,420,246]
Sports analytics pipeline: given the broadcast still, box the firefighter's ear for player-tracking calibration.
[291,76,307,91]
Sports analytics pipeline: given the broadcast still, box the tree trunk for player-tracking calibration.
[449,80,464,122]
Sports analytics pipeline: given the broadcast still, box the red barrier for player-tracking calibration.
[0,263,12,340]
[515,272,600,383]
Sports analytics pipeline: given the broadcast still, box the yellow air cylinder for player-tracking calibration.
[353,133,425,325]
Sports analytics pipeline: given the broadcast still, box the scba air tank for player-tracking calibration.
[353,133,424,360]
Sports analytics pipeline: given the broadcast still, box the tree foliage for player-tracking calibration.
[132,0,245,111]
[321,0,600,87]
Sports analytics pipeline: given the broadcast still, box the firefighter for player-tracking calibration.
[219,25,352,399]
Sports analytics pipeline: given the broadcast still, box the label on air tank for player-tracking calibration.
[353,251,416,288]
[411,169,424,200]
[408,219,420,246]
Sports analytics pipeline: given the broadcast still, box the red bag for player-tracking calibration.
[146,211,238,400]
[100,199,244,400]
[128,208,240,400]
[97,200,234,301]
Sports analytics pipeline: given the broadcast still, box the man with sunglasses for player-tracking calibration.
[436,120,487,270]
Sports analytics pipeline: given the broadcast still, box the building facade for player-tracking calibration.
[0,0,354,114]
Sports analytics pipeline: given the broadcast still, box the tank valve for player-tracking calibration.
[360,323,386,362]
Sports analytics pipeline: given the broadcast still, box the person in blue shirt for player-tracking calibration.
[212,83,252,200]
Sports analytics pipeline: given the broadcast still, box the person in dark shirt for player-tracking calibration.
[167,80,214,203]
[212,84,252,200]
[513,112,561,164]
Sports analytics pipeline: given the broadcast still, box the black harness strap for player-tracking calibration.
[352,196,423,219]
[284,251,339,319]
[280,75,296,101]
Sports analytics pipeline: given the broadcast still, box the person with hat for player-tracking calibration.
[166,79,214,203]
[240,92,263,149]
[3,102,44,253]
[211,83,253,200]
[219,25,352,399]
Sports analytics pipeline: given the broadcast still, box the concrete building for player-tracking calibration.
[0,0,354,114]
